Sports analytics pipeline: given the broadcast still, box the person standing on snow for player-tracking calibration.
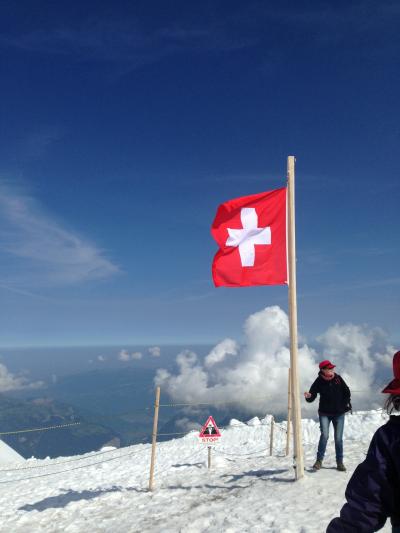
[304,359,351,472]
[326,351,400,533]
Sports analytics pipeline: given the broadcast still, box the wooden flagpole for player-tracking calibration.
[287,156,304,479]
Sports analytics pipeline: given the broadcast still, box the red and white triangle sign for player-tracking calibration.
[199,416,221,442]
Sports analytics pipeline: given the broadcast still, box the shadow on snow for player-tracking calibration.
[19,485,146,512]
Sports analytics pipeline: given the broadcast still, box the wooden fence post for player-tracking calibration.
[148,386,161,491]
[269,415,275,456]
[286,368,292,456]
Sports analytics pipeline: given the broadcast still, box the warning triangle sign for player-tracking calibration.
[199,416,221,438]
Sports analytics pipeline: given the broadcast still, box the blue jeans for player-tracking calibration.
[317,414,345,462]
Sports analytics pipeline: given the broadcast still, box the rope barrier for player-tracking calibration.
[0,422,81,436]
[158,396,272,408]
[0,406,385,441]
[158,431,200,436]
[0,393,387,437]
[0,445,204,486]
[214,446,268,457]
[0,446,149,484]
[158,391,385,409]
[0,442,150,473]
[0,411,384,485]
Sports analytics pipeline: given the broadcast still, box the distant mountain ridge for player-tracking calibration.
[3,366,282,457]
[2,366,163,456]
[0,394,119,459]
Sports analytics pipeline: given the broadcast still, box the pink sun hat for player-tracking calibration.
[382,351,400,394]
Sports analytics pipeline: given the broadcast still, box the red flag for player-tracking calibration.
[211,187,287,287]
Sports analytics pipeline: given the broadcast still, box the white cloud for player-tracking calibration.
[205,338,238,367]
[118,349,130,362]
[0,183,119,288]
[155,306,395,415]
[148,346,161,357]
[317,324,394,401]
[97,355,106,362]
[175,417,201,432]
[0,22,253,75]
[0,362,43,392]
[118,349,143,361]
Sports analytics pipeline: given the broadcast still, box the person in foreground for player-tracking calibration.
[327,350,400,533]
[304,359,351,471]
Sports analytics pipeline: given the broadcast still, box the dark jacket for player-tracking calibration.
[327,415,400,532]
[306,373,351,416]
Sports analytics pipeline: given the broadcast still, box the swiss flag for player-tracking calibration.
[211,187,287,287]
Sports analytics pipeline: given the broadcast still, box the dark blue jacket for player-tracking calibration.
[327,415,400,532]
[306,373,351,416]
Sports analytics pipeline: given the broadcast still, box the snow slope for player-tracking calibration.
[0,439,25,465]
[0,410,391,533]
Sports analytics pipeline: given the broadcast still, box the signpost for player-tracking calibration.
[199,416,221,468]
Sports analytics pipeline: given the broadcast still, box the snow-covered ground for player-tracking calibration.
[0,438,25,465]
[0,410,391,532]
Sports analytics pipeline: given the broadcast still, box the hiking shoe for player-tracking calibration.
[312,459,322,470]
[337,462,347,472]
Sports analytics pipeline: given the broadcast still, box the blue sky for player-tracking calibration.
[0,0,399,347]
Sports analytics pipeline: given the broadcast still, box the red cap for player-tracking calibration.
[382,351,400,394]
[319,359,335,370]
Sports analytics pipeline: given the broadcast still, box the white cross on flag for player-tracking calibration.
[211,188,287,287]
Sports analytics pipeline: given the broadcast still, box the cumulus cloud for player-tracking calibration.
[175,417,201,432]
[118,349,130,362]
[97,355,106,362]
[155,306,395,416]
[205,338,238,367]
[118,349,142,361]
[317,324,394,405]
[0,362,43,392]
[148,346,161,357]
